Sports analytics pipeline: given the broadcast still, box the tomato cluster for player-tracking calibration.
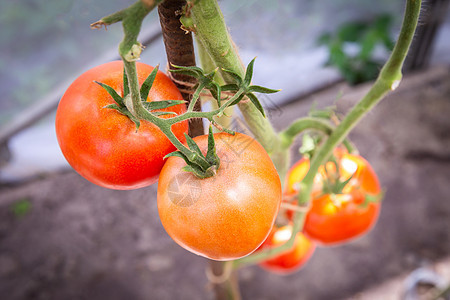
[285,150,382,246]
[257,149,382,274]
[56,61,381,269]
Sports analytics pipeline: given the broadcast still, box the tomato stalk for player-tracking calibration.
[189,0,291,181]
[233,0,422,268]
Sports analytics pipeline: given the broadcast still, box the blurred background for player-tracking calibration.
[0,0,449,299]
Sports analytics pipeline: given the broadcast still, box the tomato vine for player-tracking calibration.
[83,0,424,297]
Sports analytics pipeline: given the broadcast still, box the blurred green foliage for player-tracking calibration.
[318,14,395,85]
[10,198,32,218]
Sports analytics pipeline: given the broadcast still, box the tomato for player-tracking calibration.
[285,150,382,245]
[259,225,316,274]
[55,61,188,190]
[157,132,282,261]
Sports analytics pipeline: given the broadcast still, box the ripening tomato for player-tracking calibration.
[55,61,187,190]
[285,150,382,245]
[157,132,282,261]
[259,225,316,274]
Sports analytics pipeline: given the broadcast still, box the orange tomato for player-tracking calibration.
[285,150,382,245]
[259,225,316,274]
[157,132,282,260]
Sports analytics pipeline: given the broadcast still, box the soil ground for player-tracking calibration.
[0,66,449,299]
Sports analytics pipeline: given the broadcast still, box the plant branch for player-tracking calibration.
[190,0,290,180]
[234,0,422,268]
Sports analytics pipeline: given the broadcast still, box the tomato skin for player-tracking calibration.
[285,151,381,245]
[259,225,316,274]
[55,61,187,190]
[157,132,282,261]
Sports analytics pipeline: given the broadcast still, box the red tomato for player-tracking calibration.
[157,132,282,261]
[55,61,187,190]
[259,225,316,274]
[285,150,382,245]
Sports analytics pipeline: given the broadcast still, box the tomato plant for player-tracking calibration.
[157,132,282,261]
[55,61,188,190]
[285,150,382,245]
[259,225,316,274]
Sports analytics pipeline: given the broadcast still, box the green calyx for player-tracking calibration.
[98,59,277,180]
[96,65,186,130]
[165,126,220,179]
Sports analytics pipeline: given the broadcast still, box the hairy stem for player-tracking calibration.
[190,0,289,178]
[234,0,422,268]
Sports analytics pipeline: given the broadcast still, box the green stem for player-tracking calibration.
[234,0,422,268]
[279,117,356,153]
[190,0,286,158]
[196,38,234,130]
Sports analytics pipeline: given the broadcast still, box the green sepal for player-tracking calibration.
[205,126,220,167]
[164,150,189,162]
[184,133,203,156]
[142,100,186,111]
[103,103,140,130]
[246,92,266,117]
[334,172,355,193]
[221,84,239,92]
[140,65,159,101]
[123,110,141,131]
[103,103,122,110]
[360,191,385,208]
[95,81,124,107]
[182,164,206,177]
[248,85,280,94]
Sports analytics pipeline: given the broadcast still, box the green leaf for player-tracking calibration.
[164,150,189,162]
[248,85,280,94]
[10,198,32,218]
[184,134,203,157]
[123,68,130,97]
[221,68,243,85]
[142,100,186,111]
[182,164,206,178]
[205,126,220,166]
[243,57,256,86]
[221,84,239,92]
[95,81,124,107]
[103,103,122,111]
[337,22,366,42]
[246,93,266,117]
[140,65,159,101]
[169,64,204,78]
